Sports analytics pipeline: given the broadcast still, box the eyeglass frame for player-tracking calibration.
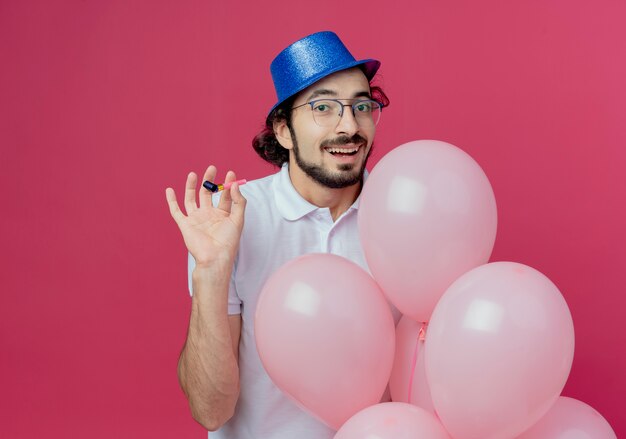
[291,98,384,127]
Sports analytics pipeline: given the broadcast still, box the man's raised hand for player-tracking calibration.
[165,165,246,269]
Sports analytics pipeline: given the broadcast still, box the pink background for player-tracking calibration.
[1,1,624,437]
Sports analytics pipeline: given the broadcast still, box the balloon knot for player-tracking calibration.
[418,322,428,341]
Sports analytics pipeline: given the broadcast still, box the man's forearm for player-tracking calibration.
[178,266,240,431]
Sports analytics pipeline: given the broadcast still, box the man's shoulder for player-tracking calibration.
[239,170,278,198]
[211,167,280,207]
[249,170,279,186]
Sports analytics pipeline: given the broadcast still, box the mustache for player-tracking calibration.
[321,134,367,148]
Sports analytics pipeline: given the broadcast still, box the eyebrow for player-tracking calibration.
[305,88,372,101]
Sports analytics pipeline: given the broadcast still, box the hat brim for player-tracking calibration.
[268,58,380,116]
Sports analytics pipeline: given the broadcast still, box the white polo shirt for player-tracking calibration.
[188,164,400,438]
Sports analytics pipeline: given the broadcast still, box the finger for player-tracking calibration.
[165,188,186,226]
[229,182,247,225]
[199,165,218,208]
[217,170,237,213]
[183,172,199,214]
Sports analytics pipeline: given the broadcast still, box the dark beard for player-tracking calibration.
[291,132,373,189]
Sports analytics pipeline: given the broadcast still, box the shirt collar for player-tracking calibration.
[273,163,367,221]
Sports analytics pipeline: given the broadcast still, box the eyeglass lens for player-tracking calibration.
[310,100,381,127]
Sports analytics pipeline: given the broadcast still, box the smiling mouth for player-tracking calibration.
[323,144,362,156]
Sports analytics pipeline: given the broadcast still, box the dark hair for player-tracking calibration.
[252,84,390,168]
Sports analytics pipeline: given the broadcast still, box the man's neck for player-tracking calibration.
[287,163,362,222]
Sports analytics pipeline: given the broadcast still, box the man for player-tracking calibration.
[165,31,397,438]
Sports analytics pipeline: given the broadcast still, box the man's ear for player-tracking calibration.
[273,119,294,150]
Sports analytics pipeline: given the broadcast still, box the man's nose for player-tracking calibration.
[335,104,359,135]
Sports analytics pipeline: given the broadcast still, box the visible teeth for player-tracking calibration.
[325,147,359,154]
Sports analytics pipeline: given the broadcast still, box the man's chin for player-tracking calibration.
[324,166,365,188]
[336,163,356,172]
[292,145,368,189]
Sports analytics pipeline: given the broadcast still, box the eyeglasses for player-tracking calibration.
[292,98,383,127]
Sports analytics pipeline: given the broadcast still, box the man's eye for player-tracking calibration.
[313,104,330,112]
[355,101,374,113]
